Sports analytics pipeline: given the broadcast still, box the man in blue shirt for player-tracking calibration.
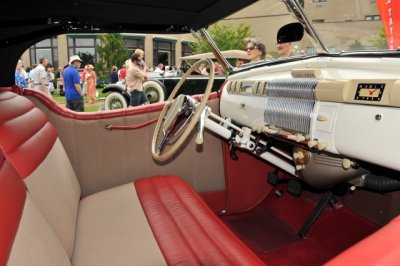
[63,55,84,111]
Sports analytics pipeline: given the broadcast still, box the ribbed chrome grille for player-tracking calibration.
[264,78,317,134]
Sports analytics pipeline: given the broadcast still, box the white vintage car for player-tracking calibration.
[1,0,400,266]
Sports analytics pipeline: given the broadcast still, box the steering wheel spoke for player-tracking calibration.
[156,130,170,154]
[151,58,215,161]
[173,111,195,137]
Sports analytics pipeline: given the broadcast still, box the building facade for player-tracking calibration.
[21,0,384,68]
[221,0,382,55]
[21,33,195,70]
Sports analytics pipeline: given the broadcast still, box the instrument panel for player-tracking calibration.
[220,73,400,173]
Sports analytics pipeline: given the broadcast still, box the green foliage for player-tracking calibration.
[190,23,252,54]
[96,34,129,75]
[348,39,364,51]
[78,52,95,66]
[372,25,388,49]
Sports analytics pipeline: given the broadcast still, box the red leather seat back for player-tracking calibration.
[0,152,26,265]
[0,91,57,178]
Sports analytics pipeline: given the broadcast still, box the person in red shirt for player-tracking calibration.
[118,64,126,81]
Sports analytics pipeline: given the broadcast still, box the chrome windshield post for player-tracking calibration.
[191,28,233,75]
[283,0,329,54]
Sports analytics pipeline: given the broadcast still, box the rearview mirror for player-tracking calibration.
[277,22,304,44]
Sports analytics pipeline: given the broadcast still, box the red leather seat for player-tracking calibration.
[136,175,265,265]
[325,216,400,266]
[0,89,265,265]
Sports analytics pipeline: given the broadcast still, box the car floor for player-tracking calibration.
[220,183,380,266]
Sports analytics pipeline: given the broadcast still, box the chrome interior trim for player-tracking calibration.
[264,78,317,134]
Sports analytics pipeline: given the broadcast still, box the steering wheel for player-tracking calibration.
[151,58,215,162]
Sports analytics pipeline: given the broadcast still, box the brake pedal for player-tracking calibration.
[288,180,302,196]
[267,171,280,186]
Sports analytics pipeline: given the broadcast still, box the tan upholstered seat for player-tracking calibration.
[0,90,265,266]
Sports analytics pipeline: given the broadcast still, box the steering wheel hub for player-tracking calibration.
[151,58,215,161]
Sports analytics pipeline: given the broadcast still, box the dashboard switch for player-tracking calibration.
[308,140,318,148]
[342,158,356,170]
[293,151,304,160]
[317,115,328,121]
[317,142,328,150]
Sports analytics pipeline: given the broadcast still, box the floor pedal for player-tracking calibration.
[288,180,302,196]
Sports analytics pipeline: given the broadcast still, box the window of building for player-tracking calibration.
[328,47,337,53]
[365,15,381,21]
[306,47,317,56]
[29,37,58,67]
[67,36,99,65]
[123,36,145,56]
[181,42,193,57]
[153,38,176,68]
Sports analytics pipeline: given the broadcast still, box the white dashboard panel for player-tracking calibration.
[334,104,400,171]
[219,56,400,173]
[220,88,266,127]
[310,102,341,154]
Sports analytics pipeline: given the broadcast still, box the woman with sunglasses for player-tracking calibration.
[244,37,266,62]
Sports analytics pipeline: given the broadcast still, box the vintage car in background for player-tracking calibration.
[101,50,246,109]
[1,0,400,265]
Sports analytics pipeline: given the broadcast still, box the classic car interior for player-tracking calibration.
[1,0,400,265]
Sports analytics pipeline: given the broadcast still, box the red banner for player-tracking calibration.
[376,0,400,49]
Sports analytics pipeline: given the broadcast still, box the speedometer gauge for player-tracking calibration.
[354,83,385,101]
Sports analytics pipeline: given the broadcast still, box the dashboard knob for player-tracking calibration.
[264,127,277,134]
[342,158,354,170]
[295,134,306,142]
[293,151,304,160]
[317,115,328,121]
[317,142,328,150]
[308,140,318,148]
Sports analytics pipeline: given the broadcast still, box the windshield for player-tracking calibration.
[303,0,392,52]
[208,0,392,60]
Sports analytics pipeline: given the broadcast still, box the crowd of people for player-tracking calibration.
[16,30,299,112]
[15,55,98,112]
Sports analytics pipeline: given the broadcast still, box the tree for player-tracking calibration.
[78,52,95,66]
[372,26,388,49]
[348,39,364,51]
[190,23,252,54]
[96,33,129,75]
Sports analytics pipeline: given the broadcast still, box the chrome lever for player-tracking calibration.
[196,106,207,145]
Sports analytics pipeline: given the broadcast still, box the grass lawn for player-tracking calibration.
[52,88,108,112]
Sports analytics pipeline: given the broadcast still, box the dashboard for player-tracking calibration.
[218,57,400,188]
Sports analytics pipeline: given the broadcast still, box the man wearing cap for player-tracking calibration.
[64,55,84,111]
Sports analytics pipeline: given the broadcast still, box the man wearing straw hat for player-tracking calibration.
[63,55,84,112]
